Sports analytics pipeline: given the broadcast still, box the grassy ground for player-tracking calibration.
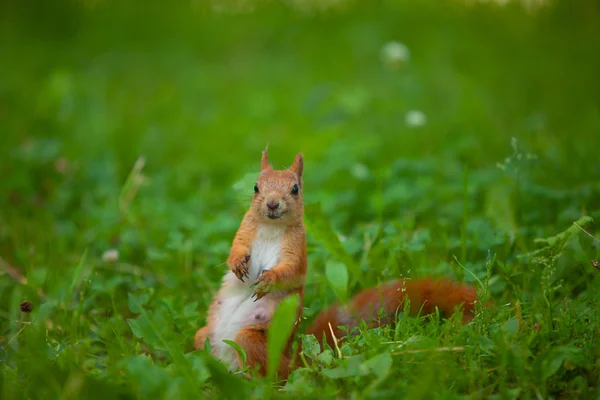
[1,0,599,398]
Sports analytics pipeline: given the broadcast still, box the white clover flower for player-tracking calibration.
[102,249,119,263]
[381,41,410,70]
[351,163,369,180]
[404,110,427,127]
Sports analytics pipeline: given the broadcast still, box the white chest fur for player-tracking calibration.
[248,224,286,280]
[211,224,286,370]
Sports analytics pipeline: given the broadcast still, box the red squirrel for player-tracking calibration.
[194,149,477,378]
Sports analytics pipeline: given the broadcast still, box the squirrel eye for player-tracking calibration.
[254,184,259,194]
[291,184,299,195]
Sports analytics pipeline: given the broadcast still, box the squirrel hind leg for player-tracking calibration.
[234,326,293,379]
[235,327,268,376]
[194,326,212,350]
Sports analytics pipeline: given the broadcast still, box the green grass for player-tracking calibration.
[1,0,600,398]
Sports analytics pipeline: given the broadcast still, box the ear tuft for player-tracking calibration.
[261,146,270,170]
[290,152,303,179]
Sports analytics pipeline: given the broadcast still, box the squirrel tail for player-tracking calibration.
[305,278,477,350]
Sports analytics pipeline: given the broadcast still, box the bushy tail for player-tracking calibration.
[306,278,477,349]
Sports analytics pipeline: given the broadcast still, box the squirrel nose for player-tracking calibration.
[266,200,280,210]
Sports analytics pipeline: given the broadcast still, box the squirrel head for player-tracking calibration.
[250,148,304,224]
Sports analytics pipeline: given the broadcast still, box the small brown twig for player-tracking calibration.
[119,156,146,217]
[0,257,46,296]
[327,322,342,359]
[2,321,32,350]
[0,256,27,285]
[573,222,600,244]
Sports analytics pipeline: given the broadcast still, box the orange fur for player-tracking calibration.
[306,278,477,350]
[235,327,268,376]
[194,149,478,381]
[194,149,306,378]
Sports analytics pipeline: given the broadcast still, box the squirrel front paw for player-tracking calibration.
[229,253,251,282]
[250,270,275,301]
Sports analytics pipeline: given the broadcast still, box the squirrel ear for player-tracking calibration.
[289,152,303,178]
[261,147,271,171]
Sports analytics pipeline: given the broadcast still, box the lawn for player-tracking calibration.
[1,0,599,398]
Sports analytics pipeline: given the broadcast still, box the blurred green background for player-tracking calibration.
[1,0,599,398]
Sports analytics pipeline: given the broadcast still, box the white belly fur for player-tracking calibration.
[212,224,285,370]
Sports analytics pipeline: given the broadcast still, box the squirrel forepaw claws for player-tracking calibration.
[251,272,275,299]
[230,253,251,281]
